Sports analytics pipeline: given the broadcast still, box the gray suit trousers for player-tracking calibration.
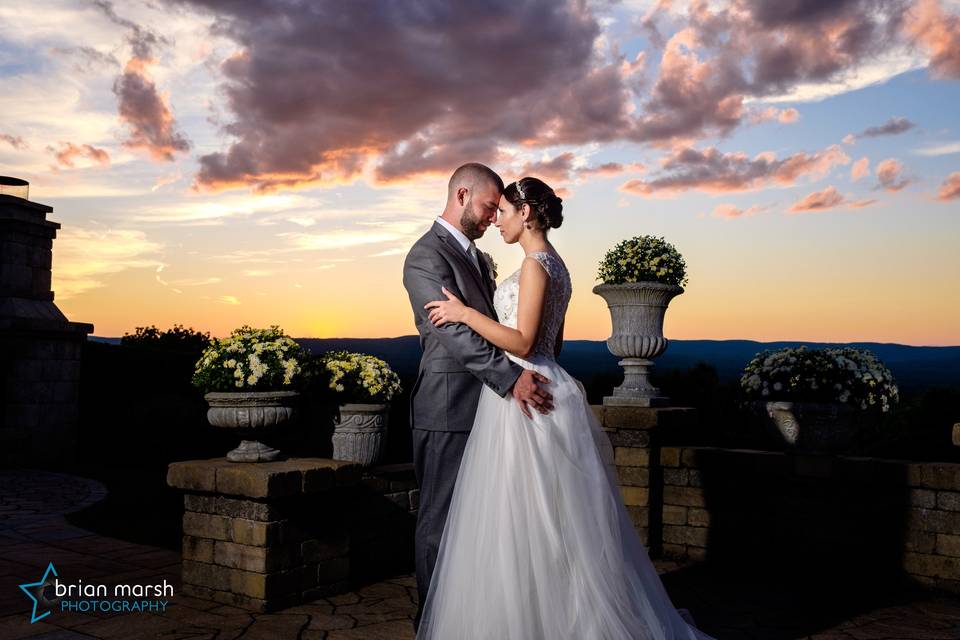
[411,427,469,630]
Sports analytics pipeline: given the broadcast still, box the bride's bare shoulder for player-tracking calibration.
[520,254,550,276]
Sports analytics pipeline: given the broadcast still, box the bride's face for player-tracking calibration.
[495,196,526,244]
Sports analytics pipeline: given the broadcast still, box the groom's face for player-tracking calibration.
[460,181,501,240]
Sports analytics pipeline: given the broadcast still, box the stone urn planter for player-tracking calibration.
[593,282,684,406]
[761,401,861,452]
[332,403,389,466]
[204,390,299,462]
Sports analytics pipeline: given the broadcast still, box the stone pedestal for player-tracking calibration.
[592,404,697,553]
[1,192,93,468]
[167,457,363,612]
[604,357,671,407]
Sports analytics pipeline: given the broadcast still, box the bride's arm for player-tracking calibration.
[426,256,548,359]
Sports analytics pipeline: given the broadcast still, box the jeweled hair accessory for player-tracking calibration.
[514,178,525,200]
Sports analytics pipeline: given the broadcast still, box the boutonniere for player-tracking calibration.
[480,251,497,282]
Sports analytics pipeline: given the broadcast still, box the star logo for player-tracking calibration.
[19,562,58,623]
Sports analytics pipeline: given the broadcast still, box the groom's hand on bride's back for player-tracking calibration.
[511,369,553,418]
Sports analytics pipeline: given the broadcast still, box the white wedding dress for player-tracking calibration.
[417,251,715,640]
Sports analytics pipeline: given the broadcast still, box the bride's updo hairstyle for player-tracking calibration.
[503,177,564,231]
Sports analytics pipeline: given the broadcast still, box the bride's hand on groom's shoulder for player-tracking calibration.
[424,286,467,326]
[512,369,553,418]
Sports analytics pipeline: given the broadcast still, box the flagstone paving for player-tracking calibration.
[2,469,960,639]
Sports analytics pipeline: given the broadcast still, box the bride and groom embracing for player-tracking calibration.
[402,163,713,639]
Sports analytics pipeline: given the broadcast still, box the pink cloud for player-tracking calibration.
[851,157,870,181]
[578,162,645,177]
[788,186,878,213]
[47,142,110,168]
[751,107,800,124]
[94,1,190,163]
[621,144,849,196]
[114,58,191,162]
[789,186,846,212]
[937,172,960,201]
[518,153,577,183]
[712,203,770,219]
[905,0,960,78]
[875,158,912,192]
[1,134,27,150]
[514,153,645,184]
[778,108,800,124]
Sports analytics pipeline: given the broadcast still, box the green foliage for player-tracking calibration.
[740,345,899,412]
[121,324,212,353]
[597,235,688,287]
[191,325,308,393]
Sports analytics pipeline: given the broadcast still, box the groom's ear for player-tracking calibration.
[457,186,468,206]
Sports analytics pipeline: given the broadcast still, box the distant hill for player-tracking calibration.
[89,336,960,391]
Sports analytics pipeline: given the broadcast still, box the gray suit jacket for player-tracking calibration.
[402,221,523,432]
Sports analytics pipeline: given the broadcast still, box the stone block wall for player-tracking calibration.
[167,457,418,612]
[651,446,960,592]
[180,492,353,611]
[1,335,85,467]
[1,192,93,468]
[593,405,697,549]
[659,448,710,561]
[168,458,362,611]
[354,463,418,581]
[592,405,960,593]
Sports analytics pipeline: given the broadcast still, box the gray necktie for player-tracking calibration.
[467,242,482,275]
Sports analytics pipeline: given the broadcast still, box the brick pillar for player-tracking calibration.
[1,190,93,468]
[167,457,362,612]
[592,405,697,555]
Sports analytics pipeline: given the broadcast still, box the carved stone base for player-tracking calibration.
[604,358,671,407]
[333,403,389,466]
[227,439,285,463]
[603,395,672,407]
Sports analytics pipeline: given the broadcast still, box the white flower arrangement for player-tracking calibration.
[597,235,688,287]
[192,325,306,392]
[313,351,402,403]
[740,345,899,412]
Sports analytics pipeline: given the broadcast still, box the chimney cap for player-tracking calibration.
[0,176,29,200]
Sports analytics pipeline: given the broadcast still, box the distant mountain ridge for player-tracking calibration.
[90,336,960,391]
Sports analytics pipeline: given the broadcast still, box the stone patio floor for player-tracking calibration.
[2,469,960,639]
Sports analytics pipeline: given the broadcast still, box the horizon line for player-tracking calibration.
[89,335,960,349]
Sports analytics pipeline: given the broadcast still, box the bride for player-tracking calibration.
[419,176,714,639]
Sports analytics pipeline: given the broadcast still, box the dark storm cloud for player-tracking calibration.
[157,0,959,190]
[621,144,849,195]
[859,116,916,138]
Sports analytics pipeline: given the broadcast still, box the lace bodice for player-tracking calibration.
[493,251,572,361]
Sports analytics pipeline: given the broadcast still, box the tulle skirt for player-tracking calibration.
[417,355,715,640]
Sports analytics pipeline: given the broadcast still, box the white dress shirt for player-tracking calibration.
[436,216,481,274]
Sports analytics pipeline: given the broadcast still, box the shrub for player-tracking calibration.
[121,324,211,353]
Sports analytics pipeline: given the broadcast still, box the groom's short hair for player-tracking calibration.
[447,163,504,201]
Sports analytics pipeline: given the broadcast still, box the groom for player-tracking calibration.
[402,162,553,630]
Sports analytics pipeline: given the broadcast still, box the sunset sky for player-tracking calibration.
[1,0,958,345]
